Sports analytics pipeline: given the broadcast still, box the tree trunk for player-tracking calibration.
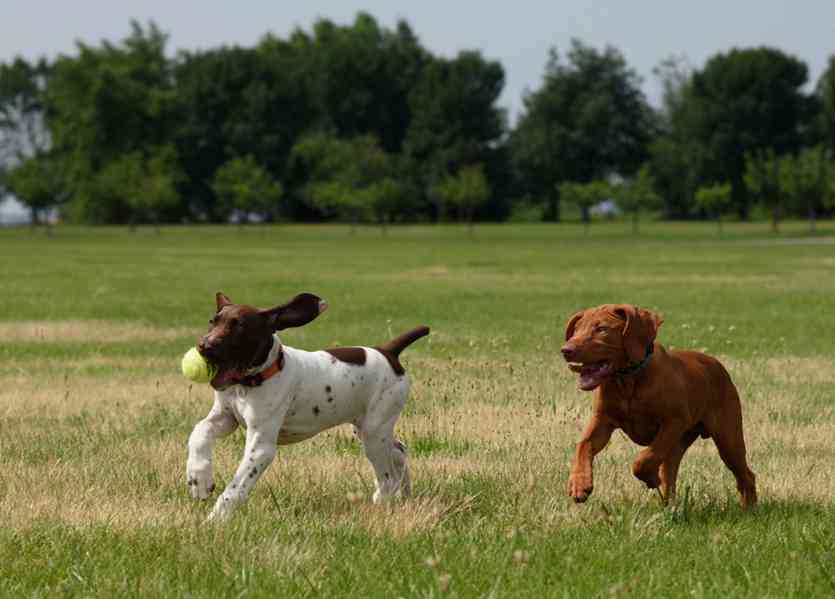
[544,189,560,222]
[716,214,723,237]
[581,205,590,224]
[632,210,639,235]
[467,208,474,238]
[770,205,780,234]
[808,199,816,233]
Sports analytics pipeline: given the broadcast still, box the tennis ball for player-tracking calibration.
[181,347,217,384]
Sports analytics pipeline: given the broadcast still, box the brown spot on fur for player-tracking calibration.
[325,347,367,366]
[313,406,320,416]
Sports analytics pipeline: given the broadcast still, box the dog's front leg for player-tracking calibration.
[632,419,688,491]
[568,414,614,503]
[187,401,239,499]
[207,421,281,522]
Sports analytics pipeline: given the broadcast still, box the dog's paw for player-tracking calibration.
[186,461,215,500]
[568,474,593,503]
[207,495,236,522]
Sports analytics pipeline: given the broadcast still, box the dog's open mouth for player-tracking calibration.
[567,361,613,391]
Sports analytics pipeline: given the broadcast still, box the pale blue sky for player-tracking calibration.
[2,1,834,120]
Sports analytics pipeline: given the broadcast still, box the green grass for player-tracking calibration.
[1,221,834,598]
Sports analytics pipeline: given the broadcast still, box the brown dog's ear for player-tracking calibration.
[564,311,585,341]
[260,293,328,331]
[613,305,662,363]
[216,292,232,311]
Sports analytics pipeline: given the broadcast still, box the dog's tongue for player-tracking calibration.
[579,363,611,391]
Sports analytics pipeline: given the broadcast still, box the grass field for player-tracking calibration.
[1,222,834,598]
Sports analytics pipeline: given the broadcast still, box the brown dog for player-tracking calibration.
[561,304,757,508]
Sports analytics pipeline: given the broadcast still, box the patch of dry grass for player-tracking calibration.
[0,320,192,343]
[2,325,833,536]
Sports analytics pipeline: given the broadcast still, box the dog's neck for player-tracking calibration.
[246,335,282,376]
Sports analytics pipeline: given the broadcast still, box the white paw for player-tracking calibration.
[186,461,215,500]
[207,496,235,522]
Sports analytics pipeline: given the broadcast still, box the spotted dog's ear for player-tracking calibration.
[564,311,585,342]
[260,293,328,331]
[216,292,232,312]
[613,305,662,363]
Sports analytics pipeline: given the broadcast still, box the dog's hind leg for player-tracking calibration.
[709,393,757,509]
[358,382,411,503]
[658,430,699,504]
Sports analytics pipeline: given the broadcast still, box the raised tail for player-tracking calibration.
[376,326,430,375]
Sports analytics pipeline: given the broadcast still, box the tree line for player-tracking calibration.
[2,14,835,229]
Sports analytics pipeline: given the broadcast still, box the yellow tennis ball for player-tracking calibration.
[181,347,217,384]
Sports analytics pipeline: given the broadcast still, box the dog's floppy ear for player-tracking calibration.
[216,292,232,312]
[260,293,328,331]
[613,305,662,364]
[564,311,585,341]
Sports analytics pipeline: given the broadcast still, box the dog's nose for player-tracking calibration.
[197,338,213,354]
[561,344,576,360]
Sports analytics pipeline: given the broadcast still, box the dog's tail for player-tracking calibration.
[376,326,430,376]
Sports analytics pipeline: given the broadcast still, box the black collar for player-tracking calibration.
[614,344,654,379]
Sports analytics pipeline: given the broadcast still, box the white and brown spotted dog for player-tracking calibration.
[186,291,429,521]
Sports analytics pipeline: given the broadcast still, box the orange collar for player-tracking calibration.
[238,348,284,387]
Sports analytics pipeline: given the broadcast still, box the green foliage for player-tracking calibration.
[76,145,182,226]
[211,156,284,223]
[687,47,810,217]
[511,40,653,221]
[291,133,413,228]
[403,50,505,215]
[744,150,786,232]
[0,57,51,166]
[695,183,733,234]
[777,146,834,231]
[614,165,662,233]
[433,165,491,227]
[558,180,611,227]
[695,183,733,215]
[4,16,835,228]
[817,56,835,152]
[648,56,705,218]
[3,154,65,222]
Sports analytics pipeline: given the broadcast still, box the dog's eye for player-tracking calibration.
[594,325,609,334]
[229,318,239,328]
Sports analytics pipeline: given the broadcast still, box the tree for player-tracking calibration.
[82,145,182,230]
[817,56,835,152]
[648,56,705,218]
[433,164,490,234]
[687,47,811,218]
[614,166,662,234]
[510,40,653,221]
[0,57,51,167]
[3,154,66,231]
[46,21,180,224]
[558,180,611,234]
[695,183,733,235]
[778,146,833,232]
[0,57,59,226]
[211,155,284,224]
[404,50,505,220]
[291,133,411,232]
[744,150,785,233]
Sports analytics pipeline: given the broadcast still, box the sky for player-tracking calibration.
[2,0,834,122]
